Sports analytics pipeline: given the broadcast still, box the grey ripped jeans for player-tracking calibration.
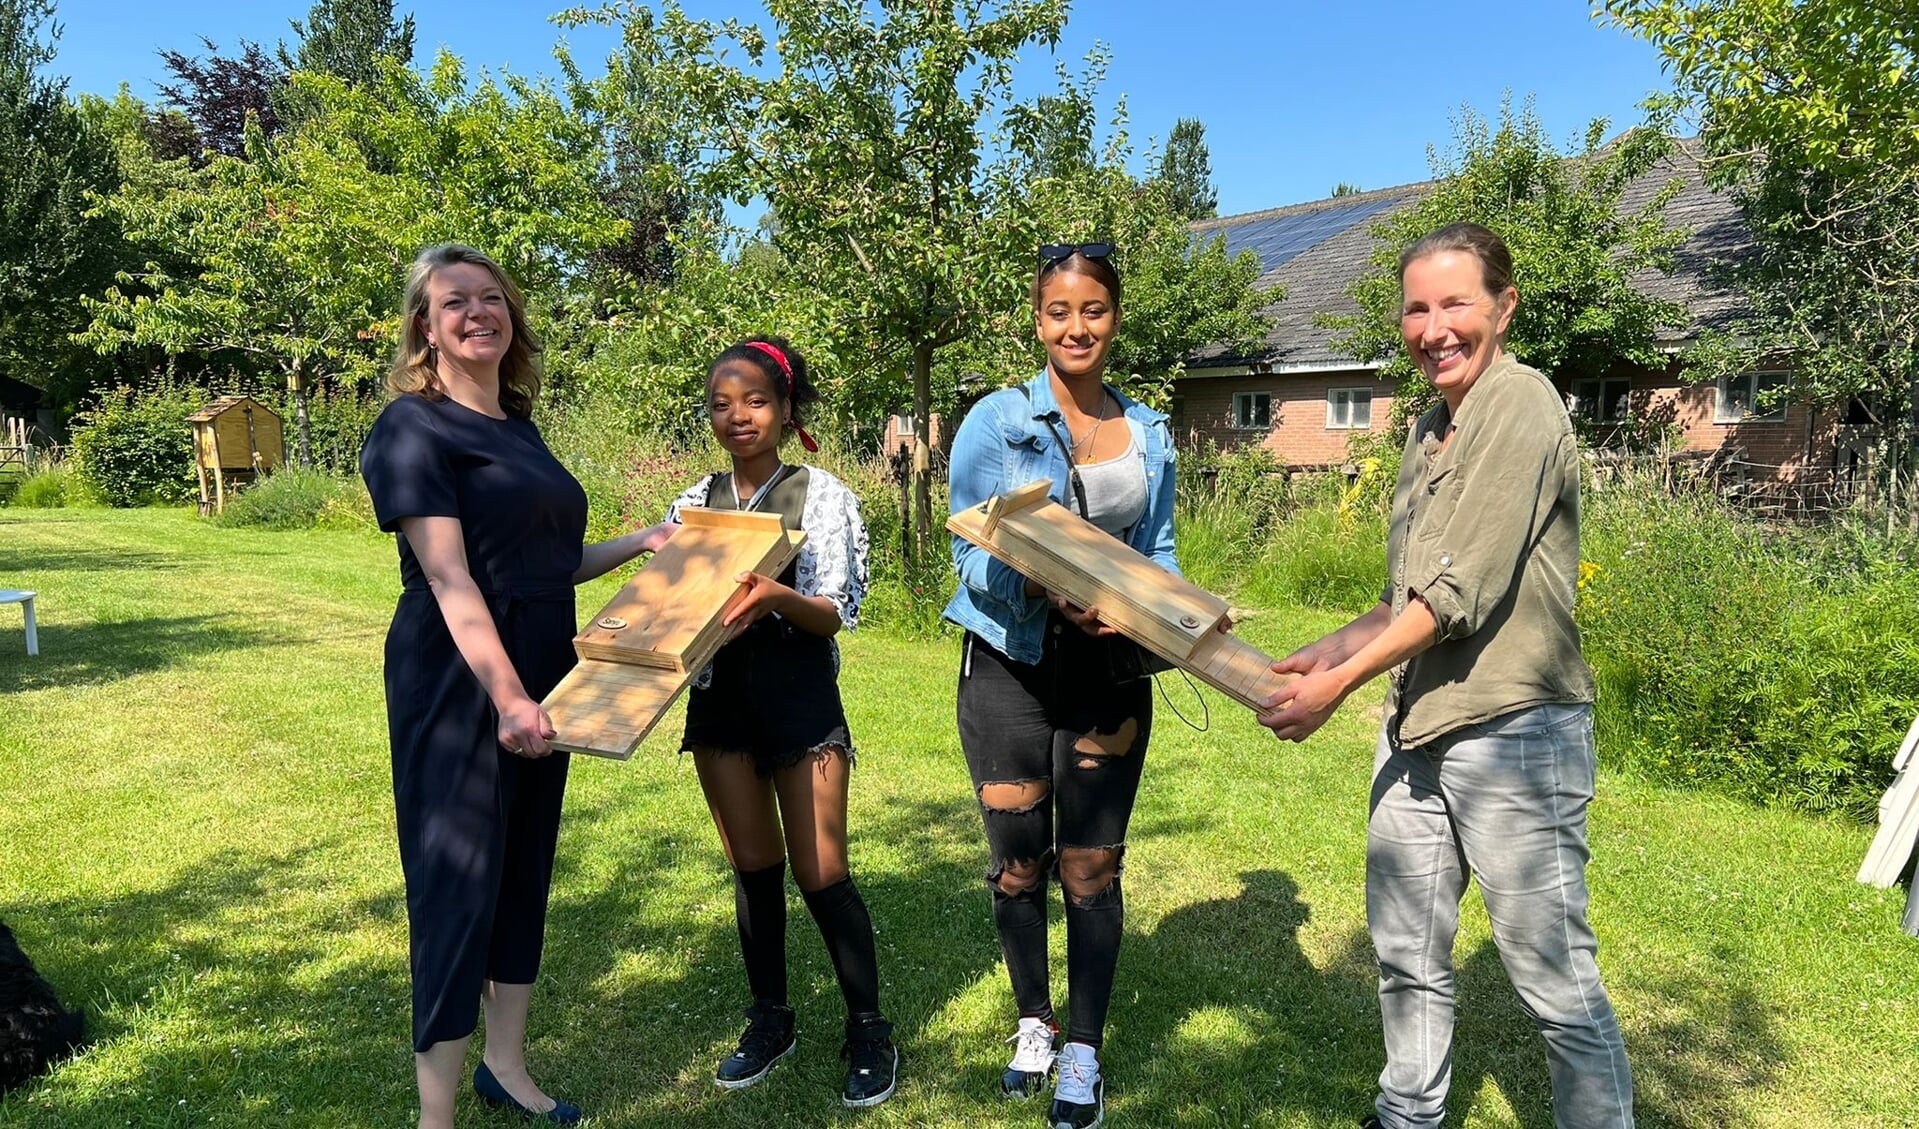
[1367,701,1634,1129]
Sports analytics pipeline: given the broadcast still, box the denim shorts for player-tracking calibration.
[680,615,853,775]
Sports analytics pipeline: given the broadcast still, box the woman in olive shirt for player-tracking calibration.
[1257,222,1634,1129]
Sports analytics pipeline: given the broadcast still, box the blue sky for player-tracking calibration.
[50,1,1674,219]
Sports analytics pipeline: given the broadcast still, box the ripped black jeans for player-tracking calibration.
[957,618,1152,1050]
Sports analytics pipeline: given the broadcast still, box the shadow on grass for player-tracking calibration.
[0,614,285,692]
[0,843,418,1129]
[0,804,1792,1128]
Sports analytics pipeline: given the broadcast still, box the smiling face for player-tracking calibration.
[1399,249,1517,410]
[706,358,787,462]
[421,262,512,373]
[1034,267,1120,382]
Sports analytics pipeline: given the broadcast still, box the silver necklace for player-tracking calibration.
[1071,396,1112,453]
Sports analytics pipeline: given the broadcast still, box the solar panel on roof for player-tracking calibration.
[1198,195,1402,271]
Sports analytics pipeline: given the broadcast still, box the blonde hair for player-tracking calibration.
[388,244,542,418]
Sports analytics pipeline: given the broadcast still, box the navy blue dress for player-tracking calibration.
[360,394,588,1052]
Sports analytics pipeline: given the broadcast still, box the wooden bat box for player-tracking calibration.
[543,508,804,759]
[947,479,1292,711]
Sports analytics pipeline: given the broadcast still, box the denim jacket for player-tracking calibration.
[942,370,1180,664]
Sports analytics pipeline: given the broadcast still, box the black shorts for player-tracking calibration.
[680,616,854,774]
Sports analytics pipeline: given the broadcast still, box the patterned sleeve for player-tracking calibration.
[663,475,715,524]
[796,468,870,630]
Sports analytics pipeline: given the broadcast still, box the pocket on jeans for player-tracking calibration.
[1462,702,1588,740]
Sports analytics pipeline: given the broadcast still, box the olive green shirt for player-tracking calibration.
[1383,351,1594,748]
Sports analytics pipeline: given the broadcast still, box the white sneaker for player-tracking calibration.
[1000,1016,1058,1099]
[1048,1041,1103,1129]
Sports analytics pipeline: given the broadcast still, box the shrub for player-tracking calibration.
[69,383,208,506]
[214,466,358,530]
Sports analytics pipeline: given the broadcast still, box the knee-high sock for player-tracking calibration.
[801,876,882,1022]
[734,860,788,1007]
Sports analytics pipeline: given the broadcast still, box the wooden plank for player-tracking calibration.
[1858,711,1919,887]
[544,660,685,759]
[949,480,1294,711]
[951,482,1228,660]
[982,478,1052,540]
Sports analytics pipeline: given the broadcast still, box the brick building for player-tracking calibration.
[1176,149,1856,486]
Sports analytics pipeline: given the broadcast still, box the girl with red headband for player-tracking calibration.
[660,334,898,1108]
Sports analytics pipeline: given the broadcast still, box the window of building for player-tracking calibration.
[1233,391,1272,430]
[1570,377,1632,423]
[1715,371,1788,424]
[1325,387,1373,429]
[894,414,915,437]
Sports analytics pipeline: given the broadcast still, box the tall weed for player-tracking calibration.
[1578,485,1916,818]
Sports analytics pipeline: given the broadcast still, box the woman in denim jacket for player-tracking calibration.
[943,243,1177,1129]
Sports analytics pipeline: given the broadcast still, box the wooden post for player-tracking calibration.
[209,425,227,514]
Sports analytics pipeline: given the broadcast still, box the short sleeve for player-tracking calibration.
[796,470,869,629]
[359,397,458,533]
[664,475,715,524]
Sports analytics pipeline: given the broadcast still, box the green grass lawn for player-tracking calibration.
[1,507,1915,1128]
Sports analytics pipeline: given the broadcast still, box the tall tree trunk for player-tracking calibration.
[288,356,313,469]
[910,340,935,562]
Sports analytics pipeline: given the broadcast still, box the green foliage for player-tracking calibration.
[1327,97,1688,425]
[67,382,207,506]
[1604,0,1919,490]
[1579,484,1917,817]
[82,50,627,461]
[6,459,81,507]
[212,465,357,530]
[0,0,140,412]
[280,0,415,87]
[1157,116,1217,220]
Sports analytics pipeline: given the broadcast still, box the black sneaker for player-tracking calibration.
[1359,1117,1384,1129]
[714,1003,796,1090]
[1047,1041,1102,1129]
[840,1016,899,1108]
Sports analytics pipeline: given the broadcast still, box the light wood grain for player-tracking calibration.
[543,508,806,759]
[949,479,1293,711]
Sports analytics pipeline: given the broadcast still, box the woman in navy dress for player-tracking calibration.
[360,244,672,1128]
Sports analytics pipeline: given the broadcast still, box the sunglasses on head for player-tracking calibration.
[1038,242,1114,265]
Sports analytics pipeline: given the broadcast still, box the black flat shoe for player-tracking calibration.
[473,1061,583,1124]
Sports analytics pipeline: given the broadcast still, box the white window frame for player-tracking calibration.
[894,413,915,437]
[1570,377,1632,424]
[1325,387,1373,430]
[1715,370,1788,424]
[1232,391,1272,430]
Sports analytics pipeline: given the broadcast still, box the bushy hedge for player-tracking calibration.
[68,383,208,506]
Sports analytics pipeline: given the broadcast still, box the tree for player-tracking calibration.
[566,0,1072,556]
[564,3,1267,556]
[156,37,286,160]
[1156,116,1216,219]
[83,52,625,462]
[0,0,135,412]
[1602,0,1919,504]
[1328,97,1688,424]
[1330,181,1363,196]
[280,0,415,86]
